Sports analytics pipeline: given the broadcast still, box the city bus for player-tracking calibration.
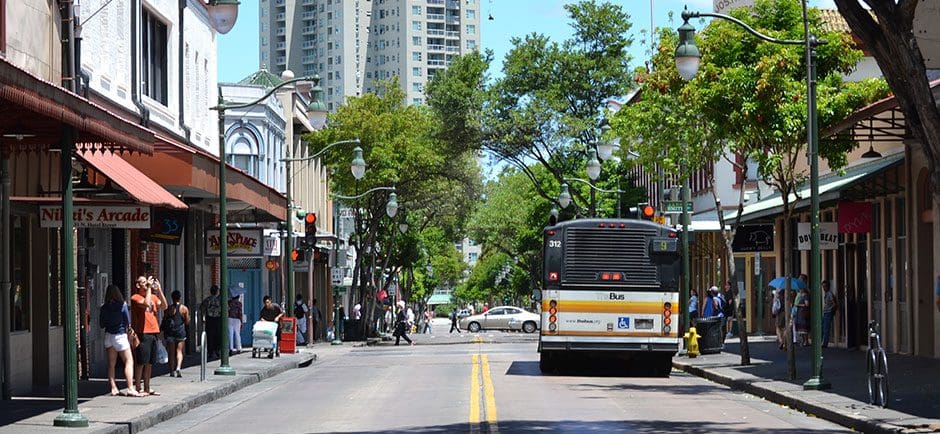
[537,218,681,376]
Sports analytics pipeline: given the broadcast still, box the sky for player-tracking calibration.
[217,0,837,84]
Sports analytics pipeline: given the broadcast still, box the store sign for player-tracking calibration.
[205,229,263,257]
[714,0,753,13]
[40,205,151,229]
[838,201,872,234]
[732,224,775,252]
[797,223,839,251]
[141,209,186,245]
[263,235,281,257]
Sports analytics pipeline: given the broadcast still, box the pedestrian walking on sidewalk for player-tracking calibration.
[131,276,167,396]
[100,284,142,397]
[161,290,189,378]
[423,308,433,334]
[722,281,736,338]
[394,300,414,346]
[199,285,222,358]
[228,295,244,354]
[688,291,699,322]
[795,287,811,346]
[821,280,837,348]
[772,289,786,350]
[702,286,718,318]
[449,308,461,333]
[294,295,309,346]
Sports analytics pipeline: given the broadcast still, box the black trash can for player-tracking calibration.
[694,317,724,354]
[344,319,363,341]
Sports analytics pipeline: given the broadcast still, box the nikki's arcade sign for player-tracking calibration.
[40,205,152,229]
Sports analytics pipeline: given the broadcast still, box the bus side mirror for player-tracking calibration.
[532,289,542,302]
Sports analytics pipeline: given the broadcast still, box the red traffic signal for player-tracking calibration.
[291,248,305,262]
[641,205,655,220]
[304,213,317,246]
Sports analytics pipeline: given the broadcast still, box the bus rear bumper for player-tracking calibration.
[540,336,678,353]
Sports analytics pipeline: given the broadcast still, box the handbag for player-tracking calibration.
[155,339,169,364]
[128,329,140,349]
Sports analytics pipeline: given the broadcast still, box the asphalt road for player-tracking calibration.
[143,330,851,434]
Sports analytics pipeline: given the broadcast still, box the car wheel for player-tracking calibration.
[468,322,481,333]
[522,321,537,334]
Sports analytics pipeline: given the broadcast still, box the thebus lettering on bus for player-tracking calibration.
[609,293,625,300]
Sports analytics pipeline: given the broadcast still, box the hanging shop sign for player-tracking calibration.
[731,224,775,252]
[40,205,151,229]
[797,222,839,251]
[838,201,873,234]
[141,209,186,245]
[263,235,281,257]
[205,229,263,257]
[714,0,753,14]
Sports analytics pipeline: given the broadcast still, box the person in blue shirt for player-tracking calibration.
[100,285,141,397]
[689,291,699,322]
[703,286,722,318]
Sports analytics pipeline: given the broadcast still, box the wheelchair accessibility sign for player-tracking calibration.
[617,317,630,329]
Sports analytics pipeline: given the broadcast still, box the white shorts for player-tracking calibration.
[104,332,131,352]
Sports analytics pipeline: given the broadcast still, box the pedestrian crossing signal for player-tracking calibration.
[291,248,305,262]
[641,205,655,220]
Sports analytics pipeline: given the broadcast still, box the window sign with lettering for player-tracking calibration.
[797,222,839,250]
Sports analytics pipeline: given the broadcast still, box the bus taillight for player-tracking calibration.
[548,300,558,332]
[663,302,673,334]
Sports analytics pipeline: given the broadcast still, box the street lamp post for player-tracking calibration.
[210,74,316,375]
[675,3,829,390]
[563,177,625,218]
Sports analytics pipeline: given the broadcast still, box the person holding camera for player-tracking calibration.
[131,275,167,396]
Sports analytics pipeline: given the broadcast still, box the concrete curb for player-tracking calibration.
[93,353,317,434]
[673,359,921,434]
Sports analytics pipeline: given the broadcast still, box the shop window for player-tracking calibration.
[48,228,62,327]
[10,215,29,331]
[141,8,169,105]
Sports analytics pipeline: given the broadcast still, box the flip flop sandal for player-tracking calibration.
[146,390,161,396]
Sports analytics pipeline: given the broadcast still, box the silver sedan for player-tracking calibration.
[459,306,540,333]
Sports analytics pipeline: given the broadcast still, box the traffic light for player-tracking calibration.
[304,213,317,247]
[640,204,655,221]
[291,248,305,262]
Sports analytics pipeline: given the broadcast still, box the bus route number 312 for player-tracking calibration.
[548,240,561,248]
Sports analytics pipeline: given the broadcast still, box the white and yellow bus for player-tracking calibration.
[538,218,681,376]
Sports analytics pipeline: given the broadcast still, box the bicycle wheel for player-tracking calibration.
[876,349,890,408]
[867,349,878,405]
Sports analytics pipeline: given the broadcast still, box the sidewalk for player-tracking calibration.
[673,336,940,433]
[0,343,353,434]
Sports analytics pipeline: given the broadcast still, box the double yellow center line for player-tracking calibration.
[469,341,498,432]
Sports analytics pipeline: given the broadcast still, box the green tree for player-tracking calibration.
[613,0,888,373]
[306,79,480,335]
[483,1,636,210]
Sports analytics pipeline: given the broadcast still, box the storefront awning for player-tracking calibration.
[427,293,453,305]
[78,151,187,210]
[0,57,153,154]
[680,210,729,232]
[725,152,904,222]
[123,135,287,220]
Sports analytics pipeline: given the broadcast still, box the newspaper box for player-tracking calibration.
[279,317,296,354]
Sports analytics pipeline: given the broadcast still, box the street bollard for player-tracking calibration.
[684,327,701,358]
[200,331,207,382]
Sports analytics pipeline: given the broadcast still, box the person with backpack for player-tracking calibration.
[449,308,461,333]
[294,295,309,346]
[393,300,414,346]
[161,290,189,378]
[228,295,244,354]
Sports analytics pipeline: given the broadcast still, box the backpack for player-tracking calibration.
[294,302,307,318]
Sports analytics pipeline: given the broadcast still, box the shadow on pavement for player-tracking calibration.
[310,419,845,433]
[723,339,940,419]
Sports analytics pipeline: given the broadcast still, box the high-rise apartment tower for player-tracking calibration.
[260,0,481,110]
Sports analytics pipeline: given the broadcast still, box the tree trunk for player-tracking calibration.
[834,0,940,200]
[710,165,750,365]
[781,197,796,380]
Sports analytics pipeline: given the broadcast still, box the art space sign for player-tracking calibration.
[40,205,151,229]
[797,222,839,250]
[205,229,263,257]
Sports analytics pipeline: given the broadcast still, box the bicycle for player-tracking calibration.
[866,320,890,407]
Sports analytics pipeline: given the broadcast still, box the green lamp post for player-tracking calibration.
[675,3,829,389]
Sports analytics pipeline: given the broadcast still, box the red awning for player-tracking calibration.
[78,151,187,210]
[0,57,154,154]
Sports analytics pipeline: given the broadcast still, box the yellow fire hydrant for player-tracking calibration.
[684,327,701,358]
